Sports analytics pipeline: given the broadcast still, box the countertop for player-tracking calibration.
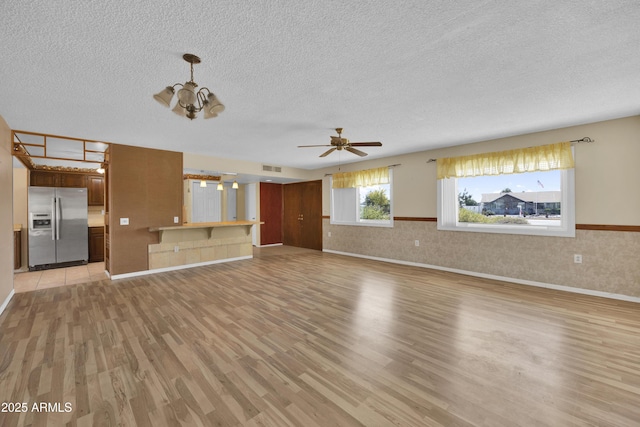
[149,220,261,232]
[88,216,105,228]
[14,224,21,232]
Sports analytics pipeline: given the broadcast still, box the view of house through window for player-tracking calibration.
[438,167,574,237]
[458,170,562,226]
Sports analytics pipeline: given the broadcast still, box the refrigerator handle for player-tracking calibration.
[51,198,56,240]
[55,197,61,240]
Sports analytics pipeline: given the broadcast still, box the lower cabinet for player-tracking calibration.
[89,226,105,263]
[14,230,21,270]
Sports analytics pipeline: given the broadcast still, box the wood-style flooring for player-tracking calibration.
[1,246,639,426]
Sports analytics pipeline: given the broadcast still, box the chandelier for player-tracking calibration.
[153,53,225,120]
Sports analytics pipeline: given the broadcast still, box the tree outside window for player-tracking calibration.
[360,187,390,220]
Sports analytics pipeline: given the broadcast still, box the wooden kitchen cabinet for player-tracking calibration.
[87,176,104,206]
[14,229,21,270]
[30,171,58,186]
[60,173,87,188]
[89,226,105,262]
[30,171,88,188]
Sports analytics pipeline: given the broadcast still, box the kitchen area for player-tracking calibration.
[11,129,304,284]
[12,131,109,291]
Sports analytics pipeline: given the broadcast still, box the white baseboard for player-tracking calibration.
[323,249,640,304]
[258,243,283,247]
[109,255,253,280]
[0,289,15,317]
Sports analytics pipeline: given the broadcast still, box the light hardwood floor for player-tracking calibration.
[1,246,639,426]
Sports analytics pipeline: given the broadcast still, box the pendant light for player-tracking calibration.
[153,54,225,120]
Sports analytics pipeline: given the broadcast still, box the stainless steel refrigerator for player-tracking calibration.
[28,187,88,270]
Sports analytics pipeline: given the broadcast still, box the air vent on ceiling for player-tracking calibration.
[262,165,282,173]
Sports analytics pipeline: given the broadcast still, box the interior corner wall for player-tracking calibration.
[13,167,28,269]
[108,144,182,276]
[322,116,640,299]
[0,115,14,312]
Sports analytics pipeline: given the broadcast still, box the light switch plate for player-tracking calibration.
[120,218,129,225]
[174,216,179,223]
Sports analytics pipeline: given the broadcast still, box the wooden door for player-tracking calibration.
[87,176,104,205]
[283,180,322,250]
[300,180,322,250]
[283,184,301,247]
[260,182,283,245]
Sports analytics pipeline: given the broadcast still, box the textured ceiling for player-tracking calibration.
[2,1,640,170]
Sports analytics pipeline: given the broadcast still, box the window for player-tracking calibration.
[331,167,393,227]
[437,142,575,237]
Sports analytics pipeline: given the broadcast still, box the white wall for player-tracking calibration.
[0,115,15,314]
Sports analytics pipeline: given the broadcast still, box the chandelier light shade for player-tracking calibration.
[217,182,224,191]
[232,180,239,189]
[153,53,225,120]
[200,180,207,188]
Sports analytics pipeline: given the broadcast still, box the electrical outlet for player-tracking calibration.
[174,216,179,223]
[415,240,420,247]
[574,254,582,264]
[174,246,179,253]
[328,231,331,237]
[120,218,129,225]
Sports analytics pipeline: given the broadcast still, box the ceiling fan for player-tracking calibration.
[298,128,382,157]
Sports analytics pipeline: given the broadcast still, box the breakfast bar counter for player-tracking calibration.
[147,221,260,270]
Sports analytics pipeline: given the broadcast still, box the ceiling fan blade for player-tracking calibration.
[298,144,332,147]
[345,147,368,157]
[319,147,337,157]
[349,142,382,146]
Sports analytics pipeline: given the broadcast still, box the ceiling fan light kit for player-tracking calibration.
[298,128,382,157]
[153,53,224,120]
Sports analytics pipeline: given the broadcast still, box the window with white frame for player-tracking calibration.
[437,142,575,237]
[331,167,393,227]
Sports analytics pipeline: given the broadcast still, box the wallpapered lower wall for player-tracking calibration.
[323,219,640,298]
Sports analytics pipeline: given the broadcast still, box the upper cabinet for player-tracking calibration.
[29,171,105,206]
[60,173,87,188]
[30,171,59,187]
[87,176,104,206]
[31,171,86,188]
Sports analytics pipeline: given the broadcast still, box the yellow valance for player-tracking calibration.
[332,166,390,189]
[436,141,574,179]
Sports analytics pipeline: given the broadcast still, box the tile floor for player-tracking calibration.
[13,262,108,293]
